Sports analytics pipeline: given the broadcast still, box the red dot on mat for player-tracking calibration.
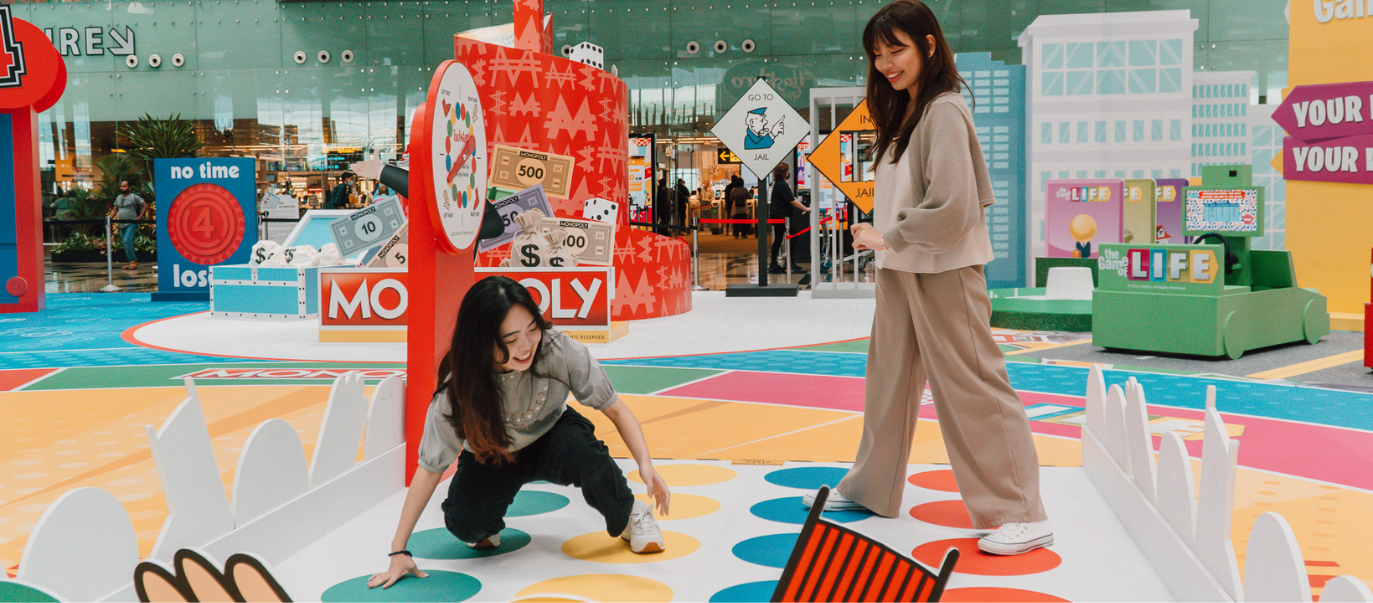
[912,538,1061,576]
[908,469,959,492]
[941,587,1070,602]
[909,500,975,529]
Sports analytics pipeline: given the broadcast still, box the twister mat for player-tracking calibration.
[0,295,1369,599]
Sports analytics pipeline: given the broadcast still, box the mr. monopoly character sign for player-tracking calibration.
[1,6,66,313]
[712,78,809,179]
[154,158,257,301]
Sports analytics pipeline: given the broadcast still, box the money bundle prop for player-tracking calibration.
[250,241,345,268]
[538,217,614,266]
[489,145,575,199]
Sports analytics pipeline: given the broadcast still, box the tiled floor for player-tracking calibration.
[44,249,158,294]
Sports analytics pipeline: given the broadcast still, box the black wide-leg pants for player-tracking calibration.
[441,406,635,542]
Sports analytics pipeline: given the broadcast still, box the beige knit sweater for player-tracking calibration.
[873,91,996,274]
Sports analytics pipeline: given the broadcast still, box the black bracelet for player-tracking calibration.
[388,550,412,557]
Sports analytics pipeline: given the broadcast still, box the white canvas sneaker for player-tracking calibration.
[466,533,500,549]
[802,489,868,512]
[977,520,1053,555]
[620,500,665,554]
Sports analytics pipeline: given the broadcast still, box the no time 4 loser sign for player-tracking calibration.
[154,158,257,301]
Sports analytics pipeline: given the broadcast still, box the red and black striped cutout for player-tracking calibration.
[771,486,959,602]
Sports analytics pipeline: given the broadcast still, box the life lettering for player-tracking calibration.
[1290,95,1369,128]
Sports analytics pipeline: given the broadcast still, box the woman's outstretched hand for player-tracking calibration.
[851,223,885,251]
[639,466,672,517]
[367,554,427,590]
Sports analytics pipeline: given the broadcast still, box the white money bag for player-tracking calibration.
[544,229,578,268]
[287,245,320,268]
[316,243,343,267]
[511,209,549,268]
[251,240,282,266]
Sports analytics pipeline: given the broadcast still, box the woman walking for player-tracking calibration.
[806,0,1051,556]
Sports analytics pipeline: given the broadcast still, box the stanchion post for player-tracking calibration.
[100,216,121,293]
[785,217,791,282]
[691,217,706,291]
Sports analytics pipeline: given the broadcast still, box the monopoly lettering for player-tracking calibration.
[328,278,408,321]
[330,280,370,319]
[178,368,408,380]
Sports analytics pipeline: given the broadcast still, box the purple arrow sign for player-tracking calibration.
[1283,134,1373,185]
[1272,81,1373,143]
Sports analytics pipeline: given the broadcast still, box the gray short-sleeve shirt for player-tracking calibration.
[416,330,617,473]
[114,193,146,220]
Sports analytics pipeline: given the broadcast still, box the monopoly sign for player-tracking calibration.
[319,268,409,342]
[476,267,613,331]
[178,368,407,381]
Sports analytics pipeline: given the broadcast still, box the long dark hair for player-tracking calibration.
[863,0,969,164]
[436,276,552,465]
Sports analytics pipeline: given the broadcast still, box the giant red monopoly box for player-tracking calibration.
[475,267,623,343]
[319,268,409,342]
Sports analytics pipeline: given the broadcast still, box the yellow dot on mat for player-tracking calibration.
[627,464,737,486]
[561,531,700,564]
[515,574,674,602]
[633,493,720,520]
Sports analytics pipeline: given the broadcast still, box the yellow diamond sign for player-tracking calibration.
[806,100,876,213]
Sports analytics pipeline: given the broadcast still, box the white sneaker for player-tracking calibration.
[620,500,665,554]
[977,521,1053,555]
[467,534,500,549]
[802,489,868,512]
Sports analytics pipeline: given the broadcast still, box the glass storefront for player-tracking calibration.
[20,0,1290,209]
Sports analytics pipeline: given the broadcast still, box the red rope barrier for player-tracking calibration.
[699,218,786,225]
[786,227,810,240]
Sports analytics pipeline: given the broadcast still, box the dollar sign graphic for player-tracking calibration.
[284,248,295,262]
[255,247,267,263]
[520,244,540,267]
[549,256,564,268]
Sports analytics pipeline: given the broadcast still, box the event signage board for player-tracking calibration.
[319,268,409,342]
[1181,187,1264,237]
[154,158,257,301]
[1153,178,1189,244]
[1271,81,1373,142]
[1097,243,1223,296]
[806,100,876,213]
[419,60,487,253]
[711,78,809,179]
[1044,179,1124,259]
[476,267,612,329]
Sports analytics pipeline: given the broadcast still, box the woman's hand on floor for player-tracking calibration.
[640,466,672,517]
[367,554,427,589]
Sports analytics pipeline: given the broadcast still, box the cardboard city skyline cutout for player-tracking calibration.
[711,78,809,179]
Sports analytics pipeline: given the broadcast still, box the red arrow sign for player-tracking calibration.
[1272,81,1373,143]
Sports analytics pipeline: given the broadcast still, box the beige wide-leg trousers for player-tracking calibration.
[837,266,1047,526]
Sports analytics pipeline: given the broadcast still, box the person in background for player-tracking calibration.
[768,163,809,273]
[675,178,691,227]
[110,180,148,271]
[329,172,356,209]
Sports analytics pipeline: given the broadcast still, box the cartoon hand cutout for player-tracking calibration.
[135,549,292,603]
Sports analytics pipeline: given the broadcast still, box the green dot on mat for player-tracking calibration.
[409,527,531,559]
[320,570,480,602]
[0,583,59,602]
[508,489,570,517]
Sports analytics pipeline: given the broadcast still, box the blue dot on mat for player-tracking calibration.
[733,533,799,568]
[750,496,871,525]
[711,581,780,602]
[508,489,570,517]
[763,466,848,490]
[321,570,480,602]
[408,527,531,559]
